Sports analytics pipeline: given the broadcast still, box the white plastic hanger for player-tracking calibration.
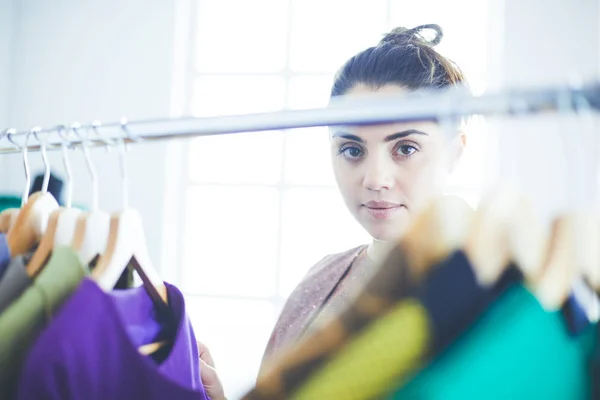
[53,126,82,248]
[71,122,111,265]
[7,128,59,261]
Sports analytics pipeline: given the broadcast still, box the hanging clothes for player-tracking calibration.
[0,195,22,212]
[388,285,595,400]
[0,252,33,313]
[0,246,88,399]
[245,249,520,400]
[16,278,208,400]
[0,232,11,279]
[29,173,64,205]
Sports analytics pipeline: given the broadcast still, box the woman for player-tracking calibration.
[202,23,468,399]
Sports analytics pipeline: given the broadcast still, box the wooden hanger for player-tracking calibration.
[25,205,86,278]
[0,208,19,233]
[71,210,110,265]
[74,130,168,356]
[505,195,549,283]
[464,185,524,285]
[92,209,168,302]
[402,195,474,279]
[532,215,577,310]
[92,208,169,355]
[7,129,60,258]
[23,127,83,276]
[7,191,59,257]
[465,185,579,311]
[25,207,62,277]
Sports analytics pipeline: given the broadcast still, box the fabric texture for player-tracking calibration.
[259,245,366,372]
[17,278,208,400]
[0,252,33,313]
[0,246,87,399]
[0,233,11,280]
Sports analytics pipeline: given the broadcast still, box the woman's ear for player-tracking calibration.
[448,131,466,173]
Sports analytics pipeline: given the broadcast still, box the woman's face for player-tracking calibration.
[330,84,464,242]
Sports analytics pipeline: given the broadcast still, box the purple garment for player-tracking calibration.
[0,233,10,280]
[17,278,208,400]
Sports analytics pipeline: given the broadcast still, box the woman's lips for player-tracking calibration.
[362,201,404,220]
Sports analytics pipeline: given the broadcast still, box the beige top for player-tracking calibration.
[259,245,371,375]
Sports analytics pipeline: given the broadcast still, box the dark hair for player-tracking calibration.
[330,24,466,98]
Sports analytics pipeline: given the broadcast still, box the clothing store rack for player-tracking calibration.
[1,82,599,154]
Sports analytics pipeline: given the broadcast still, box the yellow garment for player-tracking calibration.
[292,299,430,400]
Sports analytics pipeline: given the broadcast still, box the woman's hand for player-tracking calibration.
[197,341,227,400]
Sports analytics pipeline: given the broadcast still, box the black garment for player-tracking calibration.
[30,173,64,205]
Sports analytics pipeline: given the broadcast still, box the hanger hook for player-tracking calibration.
[92,120,117,152]
[0,128,12,143]
[118,135,129,210]
[32,127,51,194]
[119,117,141,151]
[72,122,99,211]
[57,125,73,208]
[7,130,30,205]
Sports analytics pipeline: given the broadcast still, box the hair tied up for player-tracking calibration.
[379,24,443,48]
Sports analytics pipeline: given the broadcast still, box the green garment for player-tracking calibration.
[389,285,594,400]
[0,246,88,398]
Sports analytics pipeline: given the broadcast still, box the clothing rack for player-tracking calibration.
[1,82,599,154]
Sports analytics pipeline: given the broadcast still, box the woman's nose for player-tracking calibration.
[363,157,395,191]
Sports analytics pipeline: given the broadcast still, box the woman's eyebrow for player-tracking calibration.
[331,129,428,143]
[331,131,364,143]
[384,129,428,142]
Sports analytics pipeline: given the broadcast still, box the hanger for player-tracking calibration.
[571,88,600,289]
[531,215,577,310]
[70,122,111,265]
[52,126,83,248]
[465,184,529,285]
[90,125,169,355]
[464,182,594,313]
[401,195,474,279]
[0,129,23,233]
[25,129,67,277]
[6,128,59,258]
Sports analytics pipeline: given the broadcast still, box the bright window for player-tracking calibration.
[178,1,490,397]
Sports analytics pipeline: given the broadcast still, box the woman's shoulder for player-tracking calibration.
[304,244,368,280]
[259,244,368,367]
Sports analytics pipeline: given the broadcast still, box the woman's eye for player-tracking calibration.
[396,145,417,156]
[340,146,364,159]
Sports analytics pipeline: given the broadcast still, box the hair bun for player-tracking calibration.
[379,24,443,47]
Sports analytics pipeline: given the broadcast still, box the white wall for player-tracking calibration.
[501,0,600,87]
[0,0,15,173]
[0,0,177,273]
[487,0,600,224]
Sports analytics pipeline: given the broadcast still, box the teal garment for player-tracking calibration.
[388,285,595,400]
[0,195,22,211]
[0,194,87,211]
